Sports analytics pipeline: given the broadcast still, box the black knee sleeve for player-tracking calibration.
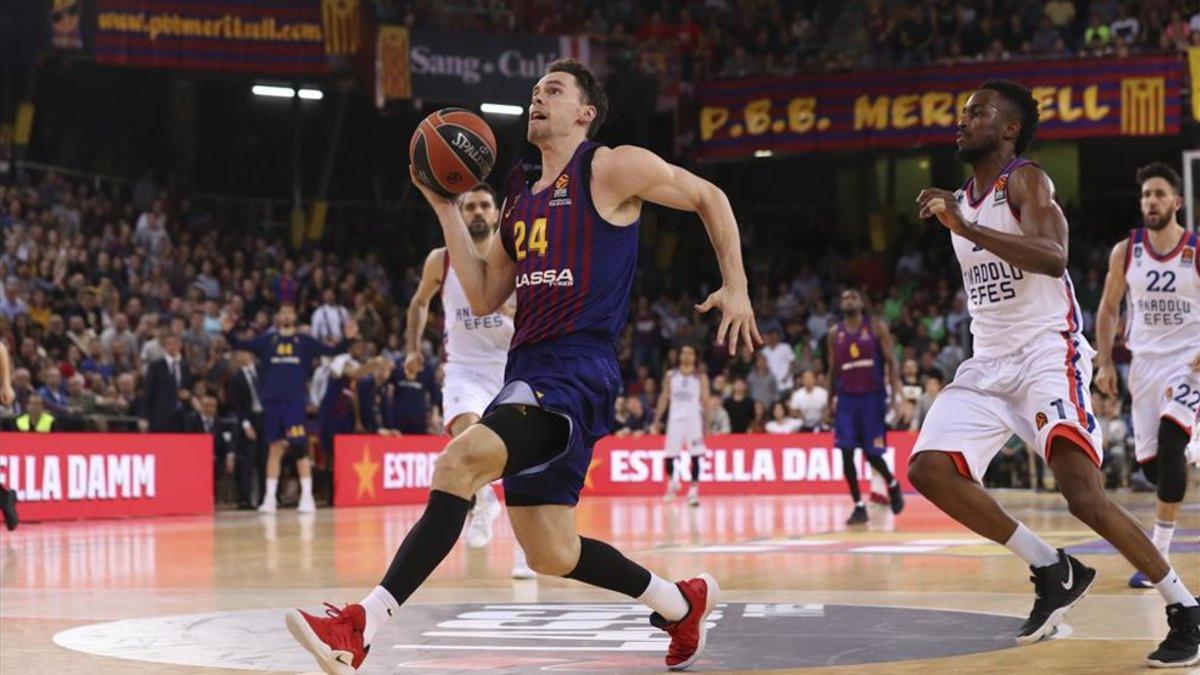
[841,447,861,501]
[665,457,676,478]
[1141,457,1159,485]
[480,404,570,477]
[1155,419,1189,503]
[690,456,701,482]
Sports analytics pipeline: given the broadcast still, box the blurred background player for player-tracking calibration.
[912,81,1199,666]
[1095,162,1200,590]
[654,344,709,506]
[826,288,905,525]
[224,304,357,513]
[0,339,18,530]
[405,183,533,579]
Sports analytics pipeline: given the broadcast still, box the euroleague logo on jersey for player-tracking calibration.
[516,268,575,288]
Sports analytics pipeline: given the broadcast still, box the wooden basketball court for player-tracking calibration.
[1,490,1196,673]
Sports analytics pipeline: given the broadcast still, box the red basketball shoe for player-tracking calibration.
[650,573,720,670]
[285,603,369,674]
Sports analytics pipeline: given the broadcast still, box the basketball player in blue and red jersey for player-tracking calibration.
[911,81,1199,666]
[287,58,759,674]
[223,304,357,514]
[826,288,905,525]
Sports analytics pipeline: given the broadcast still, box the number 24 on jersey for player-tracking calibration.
[513,218,548,261]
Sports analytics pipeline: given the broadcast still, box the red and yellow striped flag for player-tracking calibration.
[375,25,411,105]
[322,0,361,57]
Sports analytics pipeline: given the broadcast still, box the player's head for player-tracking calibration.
[458,183,499,239]
[529,58,608,143]
[679,343,698,368]
[957,81,1039,162]
[1135,162,1183,231]
[839,288,865,316]
[275,302,297,330]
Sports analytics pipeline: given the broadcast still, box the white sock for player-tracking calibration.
[1153,569,1198,607]
[300,477,313,498]
[637,573,689,623]
[360,585,400,645]
[1004,523,1059,568]
[514,546,528,569]
[1151,520,1175,559]
[474,485,496,512]
[264,478,278,503]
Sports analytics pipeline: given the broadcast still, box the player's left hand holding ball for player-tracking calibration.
[917,187,969,236]
[697,286,761,356]
[410,166,455,209]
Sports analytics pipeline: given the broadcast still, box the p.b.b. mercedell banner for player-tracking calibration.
[695,56,1183,159]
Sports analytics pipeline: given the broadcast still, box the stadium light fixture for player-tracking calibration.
[298,88,324,100]
[754,149,773,158]
[480,103,524,116]
[252,85,296,98]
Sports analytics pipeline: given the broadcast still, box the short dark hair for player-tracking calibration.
[461,182,498,205]
[981,80,1040,155]
[1135,162,1182,194]
[546,58,608,139]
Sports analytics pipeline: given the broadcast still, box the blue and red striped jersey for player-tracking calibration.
[499,141,639,350]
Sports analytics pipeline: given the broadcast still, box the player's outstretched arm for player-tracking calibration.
[405,248,444,371]
[873,319,904,406]
[410,167,516,316]
[917,165,1068,277]
[594,145,760,355]
[1094,239,1130,396]
[652,372,672,434]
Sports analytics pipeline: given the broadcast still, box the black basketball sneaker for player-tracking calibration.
[845,505,868,525]
[0,486,17,531]
[887,480,905,515]
[1015,548,1096,645]
[1146,600,1200,668]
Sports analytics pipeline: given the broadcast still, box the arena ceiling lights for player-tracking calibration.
[480,103,523,116]
[251,85,324,100]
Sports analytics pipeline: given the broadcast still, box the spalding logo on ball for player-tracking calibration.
[409,108,497,197]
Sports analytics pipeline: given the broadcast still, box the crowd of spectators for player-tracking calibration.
[0,160,1153,499]
[373,0,1200,81]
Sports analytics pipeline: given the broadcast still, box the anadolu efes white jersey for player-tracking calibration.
[441,251,514,367]
[1122,228,1200,358]
[951,158,1086,358]
[667,369,704,426]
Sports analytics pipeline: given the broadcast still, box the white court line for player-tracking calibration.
[392,645,657,651]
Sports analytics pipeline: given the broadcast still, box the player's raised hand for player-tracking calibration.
[220,309,237,333]
[697,285,762,356]
[409,166,455,209]
[343,317,359,341]
[1190,352,1200,373]
[917,187,969,236]
[1094,361,1119,396]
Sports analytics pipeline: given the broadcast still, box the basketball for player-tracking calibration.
[409,108,497,198]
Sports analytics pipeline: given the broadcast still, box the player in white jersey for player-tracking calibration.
[406,184,534,580]
[653,344,709,506]
[1095,162,1200,592]
[912,81,1199,668]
